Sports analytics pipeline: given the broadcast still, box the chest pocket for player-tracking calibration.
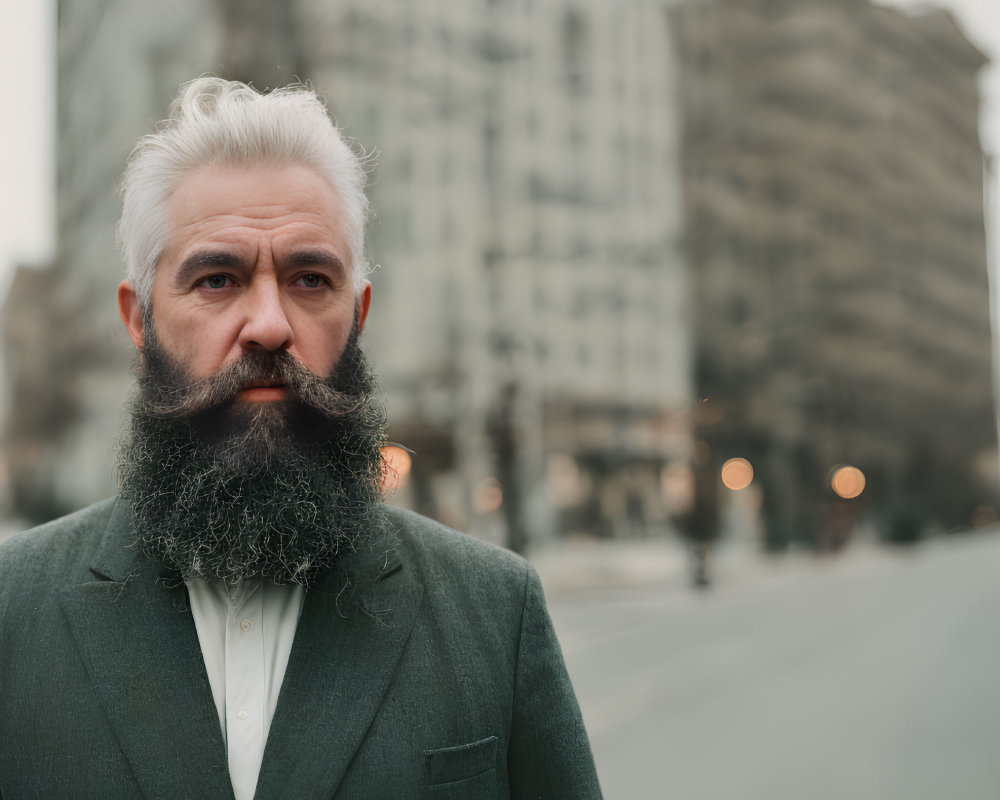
[424,736,499,799]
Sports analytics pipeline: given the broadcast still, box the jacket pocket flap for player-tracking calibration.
[424,736,498,785]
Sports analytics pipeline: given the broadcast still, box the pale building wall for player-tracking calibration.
[5,0,693,545]
[10,0,224,515]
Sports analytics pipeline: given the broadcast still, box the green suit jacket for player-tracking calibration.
[0,498,601,799]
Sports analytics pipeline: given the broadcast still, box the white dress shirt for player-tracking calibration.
[186,578,305,800]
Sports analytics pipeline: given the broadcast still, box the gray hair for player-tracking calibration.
[117,77,372,307]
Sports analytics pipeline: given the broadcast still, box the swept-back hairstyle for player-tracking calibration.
[117,77,372,307]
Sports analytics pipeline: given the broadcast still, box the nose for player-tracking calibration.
[237,277,294,352]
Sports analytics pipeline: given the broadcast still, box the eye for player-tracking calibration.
[296,273,326,289]
[199,274,232,290]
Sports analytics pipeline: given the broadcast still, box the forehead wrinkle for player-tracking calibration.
[162,164,352,287]
[174,210,333,237]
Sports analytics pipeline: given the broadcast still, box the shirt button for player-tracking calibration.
[240,620,252,632]
[236,709,249,720]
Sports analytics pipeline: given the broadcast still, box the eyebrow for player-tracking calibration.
[285,250,348,281]
[175,251,246,286]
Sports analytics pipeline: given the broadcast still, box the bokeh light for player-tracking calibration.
[380,445,413,492]
[547,454,584,508]
[971,504,997,528]
[831,465,866,499]
[473,477,504,513]
[721,457,754,491]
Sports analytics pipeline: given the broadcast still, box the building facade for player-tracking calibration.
[4,0,997,549]
[672,0,999,546]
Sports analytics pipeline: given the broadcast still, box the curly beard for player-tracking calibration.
[116,319,389,589]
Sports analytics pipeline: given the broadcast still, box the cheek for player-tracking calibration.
[293,317,354,376]
[154,314,242,378]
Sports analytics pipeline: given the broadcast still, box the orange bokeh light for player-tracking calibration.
[721,457,754,491]
[380,445,413,492]
[474,477,504,514]
[831,465,865,499]
[971,504,997,528]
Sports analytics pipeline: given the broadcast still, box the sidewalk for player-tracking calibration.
[0,518,28,546]
[527,531,912,598]
[528,536,690,595]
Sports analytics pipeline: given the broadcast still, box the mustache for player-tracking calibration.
[136,347,365,419]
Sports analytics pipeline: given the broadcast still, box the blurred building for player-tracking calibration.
[5,0,997,550]
[3,1,236,523]
[2,0,691,547]
[672,0,999,547]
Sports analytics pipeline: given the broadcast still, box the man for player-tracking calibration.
[0,78,602,799]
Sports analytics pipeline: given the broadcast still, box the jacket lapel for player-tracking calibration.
[254,544,423,800]
[58,499,233,800]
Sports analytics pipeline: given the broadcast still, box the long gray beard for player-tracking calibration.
[116,328,389,589]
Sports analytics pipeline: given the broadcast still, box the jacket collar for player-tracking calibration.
[63,498,419,800]
[61,497,234,798]
[255,538,422,798]
[89,495,156,582]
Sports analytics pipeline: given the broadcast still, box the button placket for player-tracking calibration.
[224,582,266,787]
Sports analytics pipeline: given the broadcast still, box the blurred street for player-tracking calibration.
[540,531,1000,800]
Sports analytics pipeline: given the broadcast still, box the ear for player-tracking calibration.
[117,280,145,349]
[356,280,372,334]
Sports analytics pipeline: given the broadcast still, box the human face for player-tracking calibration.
[118,163,371,403]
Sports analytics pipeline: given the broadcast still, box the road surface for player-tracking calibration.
[547,533,1000,799]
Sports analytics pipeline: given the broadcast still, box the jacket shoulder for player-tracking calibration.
[379,504,541,626]
[382,503,530,582]
[0,497,118,585]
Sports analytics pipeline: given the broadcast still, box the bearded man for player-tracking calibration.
[0,78,602,800]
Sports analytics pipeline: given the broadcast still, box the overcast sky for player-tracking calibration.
[0,0,54,295]
[1,0,1000,297]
